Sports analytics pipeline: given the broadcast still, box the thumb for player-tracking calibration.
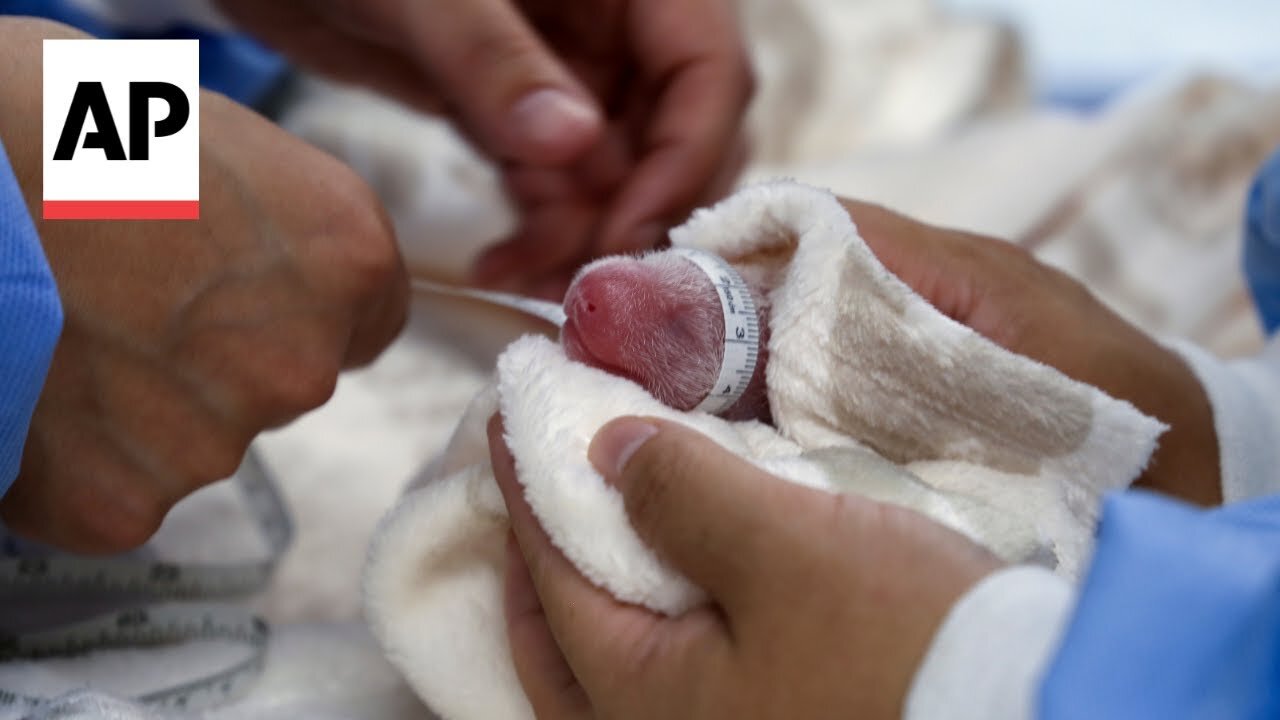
[589,417,816,611]
[398,0,602,165]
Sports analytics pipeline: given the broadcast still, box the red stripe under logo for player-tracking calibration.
[43,200,200,220]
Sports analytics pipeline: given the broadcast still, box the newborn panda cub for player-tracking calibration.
[561,251,772,423]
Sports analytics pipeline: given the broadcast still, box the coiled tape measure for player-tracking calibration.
[0,449,290,713]
[412,247,761,413]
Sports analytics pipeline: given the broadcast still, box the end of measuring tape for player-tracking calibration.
[671,249,761,415]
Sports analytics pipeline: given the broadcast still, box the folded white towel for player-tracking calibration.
[363,181,1164,720]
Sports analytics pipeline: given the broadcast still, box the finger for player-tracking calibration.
[396,0,603,166]
[587,417,818,614]
[500,125,633,208]
[504,531,592,719]
[271,37,446,114]
[595,0,753,255]
[501,166,583,210]
[488,414,726,696]
[838,199,938,286]
[211,2,445,112]
[472,202,598,292]
[570,124,635,198]
[290,40,445,115]
[836,198,994,327]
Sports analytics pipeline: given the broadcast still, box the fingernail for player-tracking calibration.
[590,418,659,478]
[509,88,600,157]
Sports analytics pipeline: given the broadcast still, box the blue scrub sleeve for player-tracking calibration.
[0,137,63,496]
[1038,491,1280,719]
[0,0,288,108]
[1245,148,1280,336]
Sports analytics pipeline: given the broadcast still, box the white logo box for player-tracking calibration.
[43,39,199,220]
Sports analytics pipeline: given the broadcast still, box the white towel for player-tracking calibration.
[363,181,1164,720]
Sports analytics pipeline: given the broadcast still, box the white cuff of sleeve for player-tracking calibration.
[904,565,1074,720]
[1166,336,1280,503]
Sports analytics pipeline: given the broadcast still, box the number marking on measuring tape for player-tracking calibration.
[671,248,762,415]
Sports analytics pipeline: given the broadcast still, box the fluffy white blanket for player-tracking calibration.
[363,182,1163,720]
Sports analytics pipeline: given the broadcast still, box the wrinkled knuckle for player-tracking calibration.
[615,630,669,687]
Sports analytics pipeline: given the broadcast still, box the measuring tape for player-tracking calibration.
[0,449,291,713]
[670,248,762,415]
[410,277,566,327]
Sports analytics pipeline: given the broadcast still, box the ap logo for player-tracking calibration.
[43,40,199,220]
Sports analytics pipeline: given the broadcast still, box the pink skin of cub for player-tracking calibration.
[560,252,771,422]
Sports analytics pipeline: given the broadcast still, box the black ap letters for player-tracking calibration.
[53,81,190,161]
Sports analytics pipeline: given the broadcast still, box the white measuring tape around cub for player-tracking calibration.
[670,248,762,415]
[0,449,291,712]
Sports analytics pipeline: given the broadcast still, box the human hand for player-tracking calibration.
[0,18,408,552]
[839,199,1222,505]
[490,415,1001,719]
[214,0,753,297]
